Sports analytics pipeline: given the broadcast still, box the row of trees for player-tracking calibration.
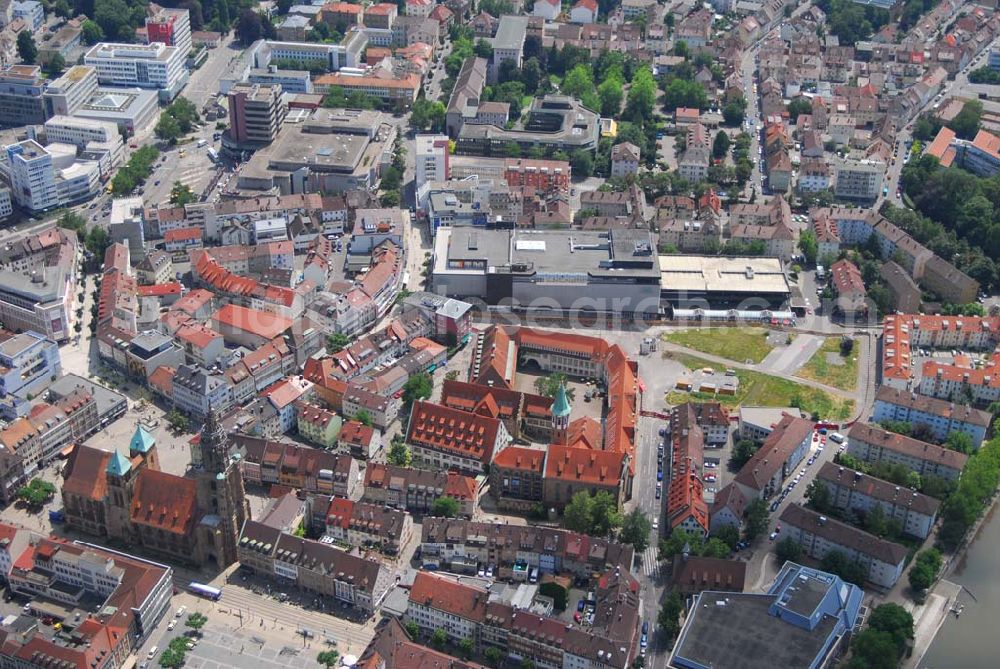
[937,432,1000,550]
[112,145,160,195]
[895,153,1000,288]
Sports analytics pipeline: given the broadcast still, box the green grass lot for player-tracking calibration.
[664,353,854,421]
[661,328,776,364]
[796,337,859,391]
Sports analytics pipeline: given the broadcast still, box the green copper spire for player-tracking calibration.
[552,382,571,418]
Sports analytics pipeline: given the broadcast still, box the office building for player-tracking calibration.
[5,140,59,212]
[455,95,599,156]
[0,188,10,220]
[228,82,288,145]
[414,134,449,192]
[74,86,160,135]
[84,42,189,100]
[669,562,863,669]
[658,254,791,309]
[2,538,174,666]
[145,6,193,56]
[42,65,100,117]
[0,65,47,128]
[12,1,43,30]
[492,15,527,76]
[432,227,661,316]
[0,331,61,399]
[44,115,124,166]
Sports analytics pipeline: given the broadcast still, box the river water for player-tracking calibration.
[920,504,1000,668]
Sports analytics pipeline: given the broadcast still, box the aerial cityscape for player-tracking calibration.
[0,0,997,667]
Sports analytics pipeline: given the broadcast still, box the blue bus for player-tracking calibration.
[189,582,222,601]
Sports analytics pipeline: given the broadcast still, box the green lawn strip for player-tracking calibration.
[795,337,859,391]
[660,327,775,364]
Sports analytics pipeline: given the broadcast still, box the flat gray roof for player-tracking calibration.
[660,255,790,294]
[671,593,838,669]
[494,16,528,51]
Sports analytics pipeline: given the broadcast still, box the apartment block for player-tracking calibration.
[780,504,908,588]
[846,422,968,482]
[872,385,991,447]
[815,462,940,539]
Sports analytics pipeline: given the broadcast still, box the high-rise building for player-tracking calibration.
[5,140,59,212]
[145,6,193,56]
[414,134,449,192]
[227,82,287,145]
[0,65,48,128]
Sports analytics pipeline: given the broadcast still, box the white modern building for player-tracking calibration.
[0,188,11,220]
[44,115,124,167]
[84,42,189,99]
[414,134,448,193]
[145,6,193,57]
[42,65,100,117]
[5,140,59,212]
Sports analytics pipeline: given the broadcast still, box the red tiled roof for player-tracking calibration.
[164,226,203,243]
[130,469,198,535]
[407,400,504,464]
[409,572,488,622]
[138,282,183,297]
[544,445,625,486]
[213,304,292,339]
[491,445,545,473]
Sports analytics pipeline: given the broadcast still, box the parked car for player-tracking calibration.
[770,500,780,512]
[769,532,778,541]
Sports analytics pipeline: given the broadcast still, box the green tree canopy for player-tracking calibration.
[619,508,652,552]
[431,496,460,518]
[402,372,433,404]
[16,31,37,64]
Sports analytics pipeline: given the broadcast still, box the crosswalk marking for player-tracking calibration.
[640,546,661,578]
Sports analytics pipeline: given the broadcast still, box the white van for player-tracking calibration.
[829,432,845,444]
[196,139,207,148]
[147,647,158,660]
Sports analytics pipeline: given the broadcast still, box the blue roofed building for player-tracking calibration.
[669,561,864,669]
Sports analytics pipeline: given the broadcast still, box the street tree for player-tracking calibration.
[17,31,37,64]
[402,372,433,404]
[169,182,196,206]
[431,496,460,518]
[388,436,411,466]
[619,508,652,551]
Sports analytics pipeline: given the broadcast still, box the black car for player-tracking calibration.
[770,500,780,512]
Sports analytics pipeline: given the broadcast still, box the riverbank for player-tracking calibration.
[910,492,1000,668]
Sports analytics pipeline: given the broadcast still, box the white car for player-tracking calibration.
[167,621,176,631]
[652,520,659,531]
[175,606,186,618]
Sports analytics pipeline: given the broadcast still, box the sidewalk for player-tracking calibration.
[903,579,961,669]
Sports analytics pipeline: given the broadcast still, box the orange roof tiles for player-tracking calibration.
[544,445,625,486]
[407,400,504,464]
[409,571,489,622]
[492,445,545,473]
[130,469,198,535]
[164,226,203,243]
[213,304,292,340]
